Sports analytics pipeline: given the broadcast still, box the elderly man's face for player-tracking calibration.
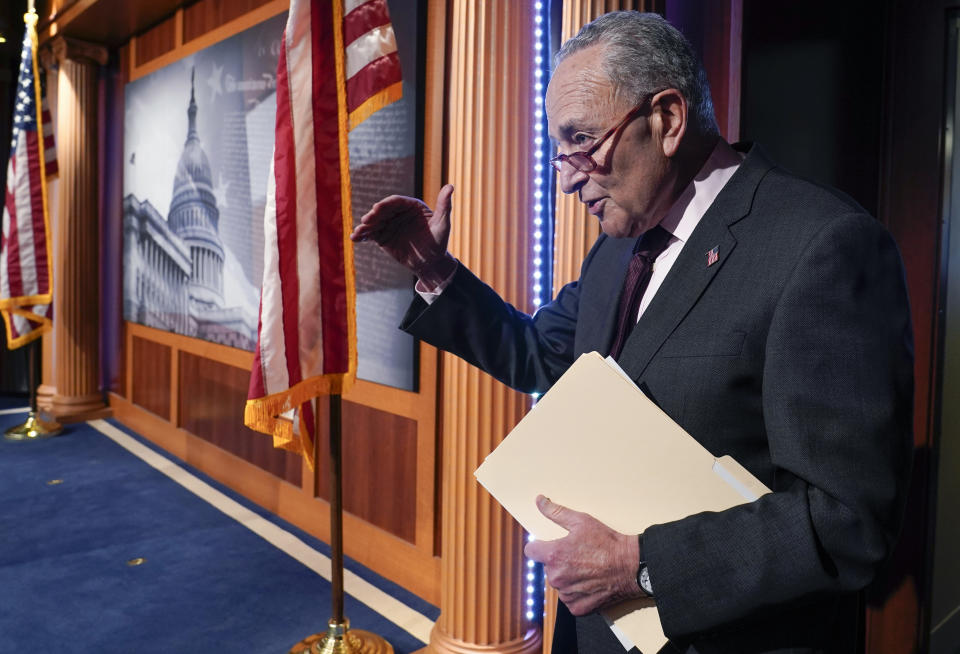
[546,45,672,239]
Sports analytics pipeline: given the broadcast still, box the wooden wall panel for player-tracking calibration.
[314,400,418,544]
[866,2,949,652]
[134,13,177,66]
[182,0,276,43]
[131,336,171,418]
[178,351,302,486]
[666,0,742,142]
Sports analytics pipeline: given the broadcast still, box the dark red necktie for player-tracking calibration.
[609,225,673,359]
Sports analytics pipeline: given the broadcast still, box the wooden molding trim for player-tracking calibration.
[128,0,288,82]
[49,35,108,65]
[423,0,447,205]
[125,321,253,370]
[124,322,134,400]
[38,0,98,45]
[124,321,437,421]
[724,0,743,142]
[174,7,184,49]
[169,341,180,425]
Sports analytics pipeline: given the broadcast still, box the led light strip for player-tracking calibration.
[531,0,548,311]
[526,0,551,625]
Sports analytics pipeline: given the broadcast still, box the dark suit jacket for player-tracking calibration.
[400,144,914,653]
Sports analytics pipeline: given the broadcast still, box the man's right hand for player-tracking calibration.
[350,184,457,288]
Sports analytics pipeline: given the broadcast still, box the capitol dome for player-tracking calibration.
[170,69,218,224]
[167,66,225,310]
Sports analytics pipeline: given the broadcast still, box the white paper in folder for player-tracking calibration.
[474,351,770,653]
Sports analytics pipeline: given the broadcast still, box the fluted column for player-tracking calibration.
[545,4,660,650]
[36,62,58,413]
[427,3,540,654]
[48,37,109,422]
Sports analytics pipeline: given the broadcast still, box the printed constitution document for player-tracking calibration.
[474,351,771,652]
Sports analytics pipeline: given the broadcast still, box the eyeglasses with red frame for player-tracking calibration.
[549,94,654,173]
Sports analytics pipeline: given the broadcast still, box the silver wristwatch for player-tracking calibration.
[637,534,654,596]
[638,563,654,595]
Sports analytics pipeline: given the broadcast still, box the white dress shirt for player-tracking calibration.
[634,140,742,320]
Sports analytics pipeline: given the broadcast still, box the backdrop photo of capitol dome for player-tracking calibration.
[122,8,421,390]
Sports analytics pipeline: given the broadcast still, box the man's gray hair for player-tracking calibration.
[556,11,719,137]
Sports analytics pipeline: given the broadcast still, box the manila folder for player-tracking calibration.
[474,351,770,652]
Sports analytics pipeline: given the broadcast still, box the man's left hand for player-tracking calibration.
[523,495,654,615]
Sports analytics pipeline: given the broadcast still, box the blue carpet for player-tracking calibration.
[0,409,438,653]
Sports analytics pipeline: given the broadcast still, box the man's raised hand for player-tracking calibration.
[351,184,457,287]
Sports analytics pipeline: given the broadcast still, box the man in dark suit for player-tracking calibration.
[351,11,913,654]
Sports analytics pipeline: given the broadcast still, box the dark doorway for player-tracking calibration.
[741,0,888,217]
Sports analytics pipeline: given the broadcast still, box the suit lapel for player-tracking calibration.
[616,220,736,377]
[577,238,637,353]
[615,143,775,380]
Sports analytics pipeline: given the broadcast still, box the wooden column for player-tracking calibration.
[47,37,109,422]
[36,62,58,413]
[426,2,540,654]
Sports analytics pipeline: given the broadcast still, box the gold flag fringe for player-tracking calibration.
[244,371,355,470]
[348,81,403,130]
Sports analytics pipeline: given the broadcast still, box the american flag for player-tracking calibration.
[343,0,403,127]
[0,10,56,349]
[245,0,402,469]
[706,245,719,267]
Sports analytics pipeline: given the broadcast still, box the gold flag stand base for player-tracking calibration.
[5,335,61,442]
[289,619,394,654]
[4,411,62,441]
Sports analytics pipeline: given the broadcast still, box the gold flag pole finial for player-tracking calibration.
[24,1,38,28]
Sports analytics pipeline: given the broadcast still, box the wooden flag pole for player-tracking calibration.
[289,395,392,654]
[329,393,345,626]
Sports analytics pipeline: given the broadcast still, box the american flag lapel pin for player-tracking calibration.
[706,245,719,267]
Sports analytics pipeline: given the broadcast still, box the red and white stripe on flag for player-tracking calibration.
[245,0,402,469]
[344,0,403,128]
[0,11,54,350]
[41,92,58,178]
